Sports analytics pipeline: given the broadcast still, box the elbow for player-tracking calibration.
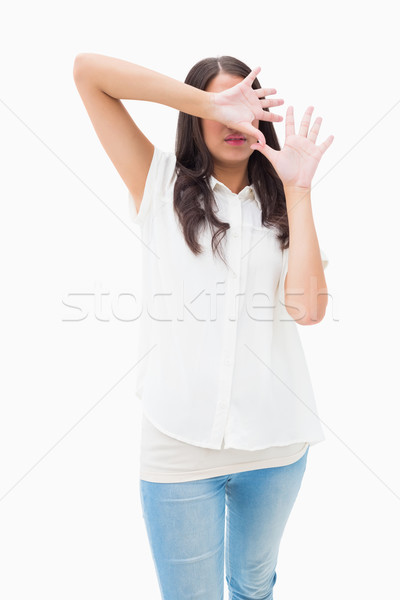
[299,309,327,326]
[285,294,328,326]
[301,302,328,326]
[73,55,84,83]
[287,309,327,326]
[73,53,93,83]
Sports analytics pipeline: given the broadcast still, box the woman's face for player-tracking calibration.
[201,71,259,166]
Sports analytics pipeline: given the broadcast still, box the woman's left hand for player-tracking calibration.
[250,105,334,189]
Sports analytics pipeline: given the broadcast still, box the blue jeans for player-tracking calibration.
[139,446,309,599]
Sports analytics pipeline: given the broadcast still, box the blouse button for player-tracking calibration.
[233,230,240,238]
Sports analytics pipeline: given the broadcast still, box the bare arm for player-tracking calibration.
[283,186,328,326]
[73,52,213,118]
[73,55,276,213]
[73,53,215,212]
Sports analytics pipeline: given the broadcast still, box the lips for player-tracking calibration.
[225,135,246,141]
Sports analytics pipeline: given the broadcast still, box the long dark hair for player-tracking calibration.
[173,55,289,266]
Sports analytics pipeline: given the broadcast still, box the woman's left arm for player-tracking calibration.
[250,105,334,325]
[282,184,328,325]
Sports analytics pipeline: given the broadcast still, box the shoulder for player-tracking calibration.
[148,147,177,190]
[127,147,177,226]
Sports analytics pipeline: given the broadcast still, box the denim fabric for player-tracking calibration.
[140,446,309,599]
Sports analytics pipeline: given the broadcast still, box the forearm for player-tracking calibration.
[283,186,328,325]
[73,52,212,119]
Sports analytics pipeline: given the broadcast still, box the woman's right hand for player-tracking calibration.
[208,66,284,147]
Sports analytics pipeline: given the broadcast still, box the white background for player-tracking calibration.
[1,0,399,598]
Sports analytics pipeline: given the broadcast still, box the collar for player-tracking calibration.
[209,175,262,210]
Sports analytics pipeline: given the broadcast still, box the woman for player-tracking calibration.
[73,53,333,600]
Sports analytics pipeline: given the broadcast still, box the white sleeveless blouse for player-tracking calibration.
[127,146,328,480]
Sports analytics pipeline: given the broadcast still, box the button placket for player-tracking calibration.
[209,196,242,446]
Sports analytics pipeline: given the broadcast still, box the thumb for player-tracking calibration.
[250,141,276,162]
[239,123,266,147]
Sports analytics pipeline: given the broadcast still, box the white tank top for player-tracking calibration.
[140,412,309,483]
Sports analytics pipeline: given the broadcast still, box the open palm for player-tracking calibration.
[251,105,334,188]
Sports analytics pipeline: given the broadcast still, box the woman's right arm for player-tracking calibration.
[72,53,212,212]
[73,53,212,116]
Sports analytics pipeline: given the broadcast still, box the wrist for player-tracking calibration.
[283,184,311,194]
[203,91,217,120]
[284,185,312,212]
